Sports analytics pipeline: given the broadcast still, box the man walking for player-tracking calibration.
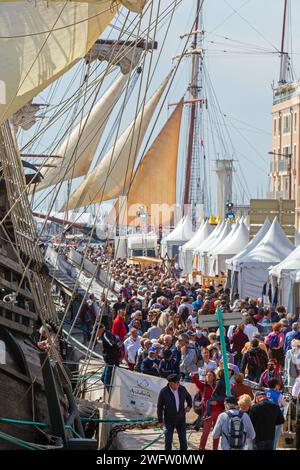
[212,396,255,450]
[249,391,285,450]
[97,324,121,390]
[157,374,192,450]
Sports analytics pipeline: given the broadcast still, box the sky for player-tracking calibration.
[23,0,300,216]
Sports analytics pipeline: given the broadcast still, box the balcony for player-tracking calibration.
[270,160,290,173]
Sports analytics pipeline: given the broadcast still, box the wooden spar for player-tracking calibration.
[169,98,207,107]
[21,153,63,159]
[94,38,158,50]
[33,212,86,230]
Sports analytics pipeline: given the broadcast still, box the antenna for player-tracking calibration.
[279,0,289,84]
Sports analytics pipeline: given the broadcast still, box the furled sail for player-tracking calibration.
[125,99,183,226]
[0,0,144,124]
[62,73,171,210]
[35,73,128,191]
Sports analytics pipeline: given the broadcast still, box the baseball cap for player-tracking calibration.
[167,373,180,383]
[148,347,157,353]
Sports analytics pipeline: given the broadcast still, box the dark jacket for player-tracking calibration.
[141,357,160,376]
[157,384,192,424]
[159,358,180,379]
[241,346,268,375]
[101,330,120,366]
[249,399,284,442]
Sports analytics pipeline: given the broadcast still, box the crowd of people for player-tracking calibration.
[57,242,300,450]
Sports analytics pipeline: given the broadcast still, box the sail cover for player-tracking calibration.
[0,0,145,123]
[35,73,128,191]
[124,99,183,227]
[63,73,171,210]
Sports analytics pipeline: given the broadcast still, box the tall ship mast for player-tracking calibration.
[183,0,208,219]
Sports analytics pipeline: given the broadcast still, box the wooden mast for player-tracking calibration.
[183,0,202,208]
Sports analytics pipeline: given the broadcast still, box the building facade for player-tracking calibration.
[268,80,300,230]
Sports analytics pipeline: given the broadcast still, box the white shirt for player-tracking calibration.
[244,324,259,342]
[198,359,217,380]
[170,387,180,412]
[123,336,141,364]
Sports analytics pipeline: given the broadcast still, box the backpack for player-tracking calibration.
[247,349,266,373]
[193,386,207,418]
[268,333,280,349]
[225,410,245,450]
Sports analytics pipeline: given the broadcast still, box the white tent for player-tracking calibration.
[233,217,294,298]
[226,218,271,272]
[194,220,224,254]
[225,218,271,293]
[206,221,239,275]
[161,215,194,258]
[197,222,232,275]
[269,244,300,310]
[208,221,249,276]
[295,231,300,247]
[179,220,214,274]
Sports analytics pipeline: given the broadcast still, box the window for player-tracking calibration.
[274,118,277,136]
[294,112,298,132]
[278,179,281,191]
[283,114,291,133]
[294,144,297,169]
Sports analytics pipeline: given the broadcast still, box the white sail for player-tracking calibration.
[62,73,171,210]
[0,1,144,123]
[35,73,128,191]
[0,0,146,8]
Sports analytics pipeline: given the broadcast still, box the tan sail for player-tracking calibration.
[125,99,183,226]
[0,1,144,124]
[35,73,128,191]
[62,73,171,211]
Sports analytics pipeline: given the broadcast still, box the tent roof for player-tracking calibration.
[209,222,239,255]
[269,242,300,277]
[235,217,293,266]
[202,222,232,254]
[213,221,249,256]
[162,215,194,243]
[193,220,225,253]
[226,218,271,268]
[181,220,214,251]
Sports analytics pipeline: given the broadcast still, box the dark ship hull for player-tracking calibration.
[0,122,96,449]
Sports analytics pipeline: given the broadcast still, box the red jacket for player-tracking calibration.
[112,315,127,341]
[192,376,223,413]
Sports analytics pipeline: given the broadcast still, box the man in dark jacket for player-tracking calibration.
[97,324,121,389]
[159,349,180,378]
[241,338,268,382]
[249,391,285,450]
[157,374,192,450]
[141,347,160,376]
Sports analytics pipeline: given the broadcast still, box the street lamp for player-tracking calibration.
[268,151,292,200]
